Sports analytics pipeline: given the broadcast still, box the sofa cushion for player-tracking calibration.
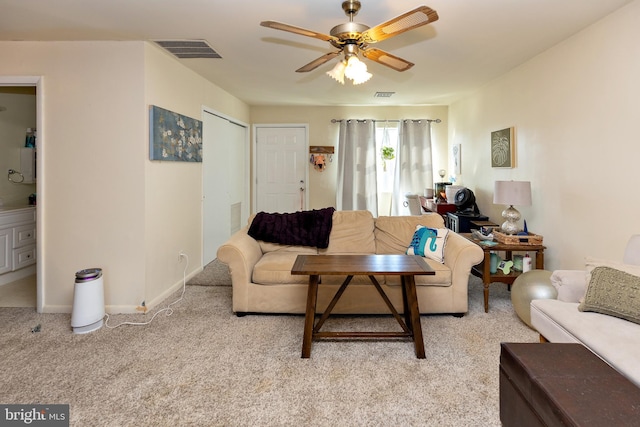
[385,259,452,287]
[319,210,376,254]
[252,252,310,285]
[531,298,640,388]
[374,214,445,254]
[578,266,640,325]
[406,225,449,263]
[253,252,384,287]
[550,270,589,302]
[257,241,318,255]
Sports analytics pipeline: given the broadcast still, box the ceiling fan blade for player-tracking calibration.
[260,21,338,43]
[361,6,439,44]
[296,51,342,72]
[362,48,414,72]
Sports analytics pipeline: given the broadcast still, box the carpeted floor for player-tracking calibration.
[187,259,231,286]
[0,259,537,426]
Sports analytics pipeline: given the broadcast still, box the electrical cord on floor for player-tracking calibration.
[104,253,189,329]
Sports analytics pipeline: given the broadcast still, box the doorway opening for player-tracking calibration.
[0,76,43,311]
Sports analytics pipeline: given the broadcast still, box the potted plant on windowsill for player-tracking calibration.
[381,146,395,171]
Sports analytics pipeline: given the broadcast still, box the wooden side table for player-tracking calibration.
[462,233,546,313]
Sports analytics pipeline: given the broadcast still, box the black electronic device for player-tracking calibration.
[446,187,488,232]
[453,188,480,215]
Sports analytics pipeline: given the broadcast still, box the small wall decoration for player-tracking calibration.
[150,105,202,162]
[491,127,515,168]
[453,144,461,175]
[309,146,334,172]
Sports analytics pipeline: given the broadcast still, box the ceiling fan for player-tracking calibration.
[260,0,439,82]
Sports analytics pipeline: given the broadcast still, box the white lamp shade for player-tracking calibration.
[326,60,346,84]
[493,181,532,206]
[344,56,372,84]
[327,56,372,85]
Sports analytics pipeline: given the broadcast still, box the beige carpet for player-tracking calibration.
[0,260,537,426]
[187,259,231,286]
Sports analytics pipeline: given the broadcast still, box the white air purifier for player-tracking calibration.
[71,268,105,334]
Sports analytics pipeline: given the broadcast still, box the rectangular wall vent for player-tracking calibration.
[154,40,222,59]
[374,92,396,98]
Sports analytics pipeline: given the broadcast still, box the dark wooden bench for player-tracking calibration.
[500,343,640,426]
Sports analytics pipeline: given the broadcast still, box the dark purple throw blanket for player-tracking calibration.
[248,207,336,249]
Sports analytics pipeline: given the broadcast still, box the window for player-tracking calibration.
[375,122,399,216]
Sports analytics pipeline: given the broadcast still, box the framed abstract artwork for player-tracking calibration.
[491,127,514,168]
[149,105,202,162]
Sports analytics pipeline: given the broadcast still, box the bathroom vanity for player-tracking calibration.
[0,206,36,285]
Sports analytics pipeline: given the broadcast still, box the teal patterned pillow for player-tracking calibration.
[406,225,449,263]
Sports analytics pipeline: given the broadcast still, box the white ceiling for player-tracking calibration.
[0,0,633,106]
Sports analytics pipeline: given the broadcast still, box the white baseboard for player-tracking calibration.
[39,267,203,314]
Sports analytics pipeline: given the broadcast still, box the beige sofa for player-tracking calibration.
[217,210,484,316]
[530,235,640,387]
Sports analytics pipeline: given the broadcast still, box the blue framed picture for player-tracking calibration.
[149,105,202,162]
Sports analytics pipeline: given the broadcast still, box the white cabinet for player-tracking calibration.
[0,207,36,277]
[0,227,11,274]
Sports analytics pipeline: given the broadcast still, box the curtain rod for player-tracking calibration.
[331,118,441,124]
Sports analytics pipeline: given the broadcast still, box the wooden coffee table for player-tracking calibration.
[291,254,435,359]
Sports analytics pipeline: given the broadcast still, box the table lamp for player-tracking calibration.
[493,180,531,234]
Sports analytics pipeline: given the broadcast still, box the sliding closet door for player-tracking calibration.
[202,110,248,265]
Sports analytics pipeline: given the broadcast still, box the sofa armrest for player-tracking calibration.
[550,270,588,303]
[216,227,263,311]
[443,231,484,297]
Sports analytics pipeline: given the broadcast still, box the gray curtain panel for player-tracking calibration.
[392,120,434,216]
[336,119,378,215]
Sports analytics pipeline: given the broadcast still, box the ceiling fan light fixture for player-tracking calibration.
[343,56,372,85]
[326,60,347,84]
[261,3,438,79]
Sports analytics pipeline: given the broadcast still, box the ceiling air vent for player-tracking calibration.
[154,40,221,59]
[374,92,395,98]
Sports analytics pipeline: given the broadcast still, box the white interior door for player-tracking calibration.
[255,126,308,213]
[203,110,248,265]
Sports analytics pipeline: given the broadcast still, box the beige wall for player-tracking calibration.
[250,105,449,210]
[0,41,148,312]
[143,43,250,310]
[449,0,640,270]
[0,41,249,313]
